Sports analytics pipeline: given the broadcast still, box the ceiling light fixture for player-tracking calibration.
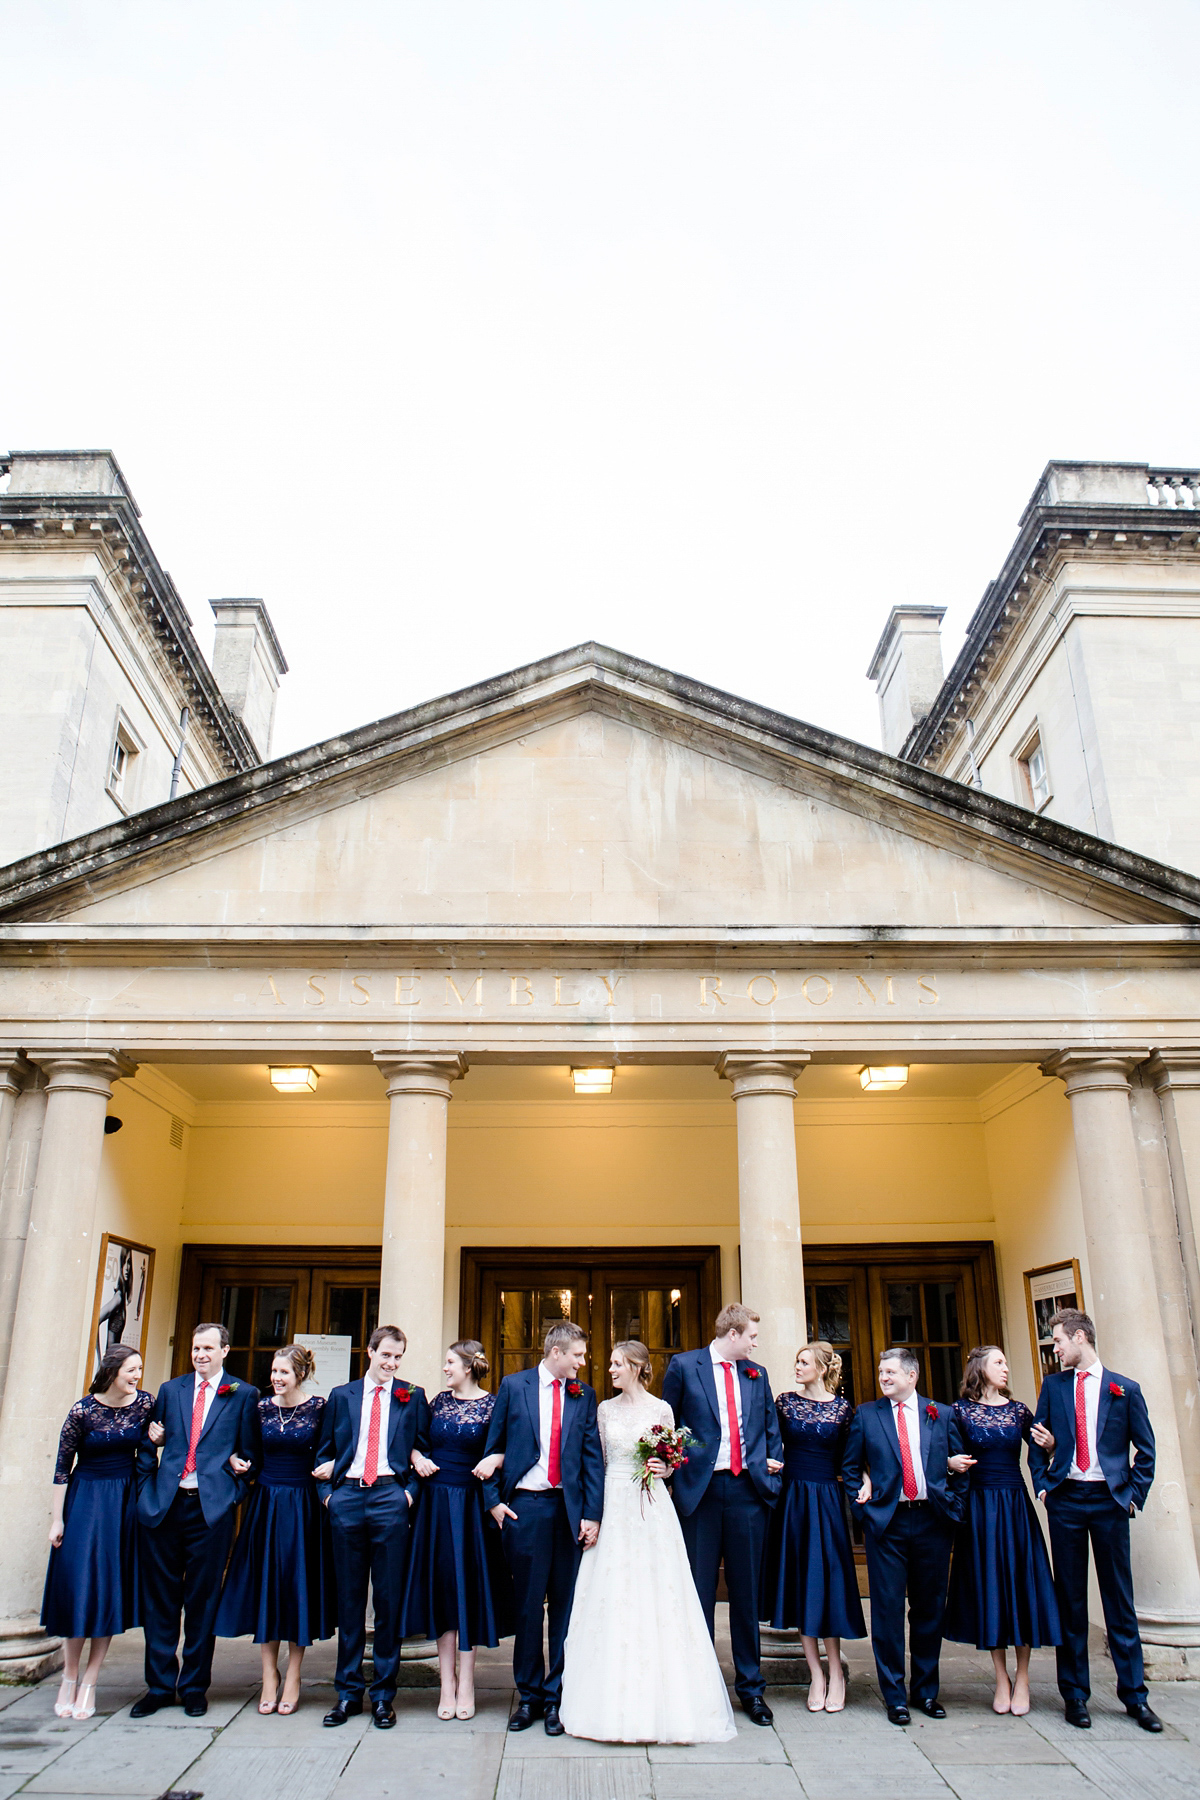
[571,1067,614,1095]
[859,1065,909,1093]
[270,1066,319,1094]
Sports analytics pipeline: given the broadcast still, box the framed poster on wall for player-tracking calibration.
[89,1234,155,1377]
[1024,1259,1084,1393]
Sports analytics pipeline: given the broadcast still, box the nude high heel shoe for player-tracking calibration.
[72,1683,96,1721]
[54,1678,77,1718]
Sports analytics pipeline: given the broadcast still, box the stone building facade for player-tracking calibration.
[1,450,1199,1683]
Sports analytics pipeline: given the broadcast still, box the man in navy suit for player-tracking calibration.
[132,1321,262,1717]
[1029,1308,1161,1733]
[841,1347,966,1725]
[483,1320,604,1736]
[661,1303,784,1725]
[314,1323,429,1729]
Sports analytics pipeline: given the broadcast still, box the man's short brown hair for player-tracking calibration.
[715,1303,760,1337]
[368,1323,407,1354]
[1048,1308,1095,1347]
[544,1320,586,1356]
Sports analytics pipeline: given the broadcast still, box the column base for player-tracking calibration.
[0,1617,63,1684]
[760,1628,850,1687]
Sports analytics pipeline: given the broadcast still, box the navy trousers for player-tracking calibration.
[678,1470,769,1700]
[140,1489,235,1700]
[327,1480,412,1704]
[1047,1482,1146,1706]
[863,1501,954,1709]
[501,1489,581,1706]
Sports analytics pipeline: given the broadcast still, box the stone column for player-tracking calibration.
[1043,1050,1200,1657]
[1147,1054,1200,1372]
[0,1057,47,1411]
[0,1050,134,1679]
[373,1053,467,1395]
[718,1053,810,1390]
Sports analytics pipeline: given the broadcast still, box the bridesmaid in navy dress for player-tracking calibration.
[762,1341,865,1712]
[42,1344,152,1722]
[402,1340,513,1721]
[215,1343,336,1715]
[945,1344,1061,1715]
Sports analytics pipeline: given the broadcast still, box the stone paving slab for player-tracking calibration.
[646,1716,788,1761]
[654,1763,804,1797]
[337,1730,506,1799]
[180,1739,354,1800]
[908,1716,1071,1763]
[937,1768,1114,1799]
[24,1720,215,1794]
[495,1756,654,1800]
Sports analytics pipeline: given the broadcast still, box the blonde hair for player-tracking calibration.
[613,1340,654,1387]
[448,1339,490,1383]
[797,1339,843,1393]
[275,1343,316,1386]
[715,1303,760,1336]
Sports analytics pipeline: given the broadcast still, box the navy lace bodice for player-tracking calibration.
[776,1392,853,1484]
[258,1394,325,1487]
[427,1391,495,1488]
[952,1398,1033,1490]
[53,1391,153,1483]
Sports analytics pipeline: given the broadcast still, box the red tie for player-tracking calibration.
[1075,1372,1091,1472]
[547,1380,563,1487]
[895,1402,918,1500]
[363,1383,383,1487]
[721,1363,743,1476]
[181,1381,208,1479]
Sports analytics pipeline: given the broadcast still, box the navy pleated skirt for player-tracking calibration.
[215,1463,337,1646]
[945,1479,1062,1650]
[400,1456,514,1650]
[41,1453,141,1639]
[762,1464,866,1639]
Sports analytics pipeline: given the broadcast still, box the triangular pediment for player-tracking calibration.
[1,645,1197,933]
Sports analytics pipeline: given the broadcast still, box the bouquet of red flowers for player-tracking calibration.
[631,1421,696,1500]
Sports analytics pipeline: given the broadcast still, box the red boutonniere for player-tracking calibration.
[743,1366,761,1380]
[1109,1381,1125,1398]
[925,1402,939,1421]
[216,1382,238,1397]
[566,1381,583,1398]
[392,1383,411,1404]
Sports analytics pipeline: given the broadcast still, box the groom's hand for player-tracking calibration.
[490,1502,518,1530]
[579,1518,599,1548]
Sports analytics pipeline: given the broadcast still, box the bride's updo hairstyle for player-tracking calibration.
[276,1343,316,1386]
[613,1340,654,1388]
[798,1339,843,1393]
[449,1339,490,1382]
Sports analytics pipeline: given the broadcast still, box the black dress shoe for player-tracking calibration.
[916,1698,946,1719]
[543,1704,564,1736]
[129,1692,174,1718]
[323,1697,364,1726]
[741,1696,774,1726]
[1064,1700,1091,1728]
[181,1695,208,1717]
[1126,1702,1163,1732]
[372,1702,396,1728]
[887,1704,911,1726]
[507,1700,544,1731]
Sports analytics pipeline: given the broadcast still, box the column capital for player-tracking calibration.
[1146,1050,1200,1094]
[373,1051,468,1101]
[717,1051,810,1101]
[1039,1049,1149,1097]
[0,1052,31,1099]
[26,1050,137,1097]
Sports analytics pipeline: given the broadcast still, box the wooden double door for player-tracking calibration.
[173,1244,382,1387]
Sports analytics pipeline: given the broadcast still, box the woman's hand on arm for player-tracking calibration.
[472,1452,503,1480]
[947,1453,977,1474]
[410,1450,439,1479]
[147,1420,165,1446]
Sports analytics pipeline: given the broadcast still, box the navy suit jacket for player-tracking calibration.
[841,1394,966,1533]
[136,1373,262,1529]
[660,1348,784,1515]
[1029,1367,1155,1512]
[482,1368,605,1537]
[314,1378,429,1506]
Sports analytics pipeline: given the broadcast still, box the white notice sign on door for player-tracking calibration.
[295,1333,353,1396]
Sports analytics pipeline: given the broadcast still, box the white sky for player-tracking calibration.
[3,1,1198,759]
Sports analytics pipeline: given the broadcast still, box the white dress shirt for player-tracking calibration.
[347,1375,394,1479]
[179,1373,218,1489]
[892,1393,928,1501]
[1068,1361,1106,1483]
[709,1341,746,1473]
[516,1361,564,1492]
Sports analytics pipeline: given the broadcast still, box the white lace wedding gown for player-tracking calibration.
[559,1393,737,1743]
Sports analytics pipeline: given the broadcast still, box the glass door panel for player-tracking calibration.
[200,1265,311,1389]
[607,1283,685,1394]
[312,1275,381,1381]
[478,1267,592,1388]
[868,1263,979,1405]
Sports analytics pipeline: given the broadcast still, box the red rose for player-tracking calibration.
[566,1381,583,1398]
[743,1367,761,1381]
[1109,1382,1125,1398]
[393,1384,411,1404]
[217,1383,235,1397]
[925,1402,939,1421]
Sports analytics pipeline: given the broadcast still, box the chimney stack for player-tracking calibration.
[210,599,288,761]
[866,606,946,757]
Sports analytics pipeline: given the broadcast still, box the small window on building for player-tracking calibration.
[1016,729,1051,811]
[105,712,144,814]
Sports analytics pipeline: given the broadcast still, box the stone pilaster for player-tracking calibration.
[0,1058,46,1413]
[718,1052,810,1391]
[1043,1051,1200,1655]
[373,1052,467,1395]
[0,1050,134,1681]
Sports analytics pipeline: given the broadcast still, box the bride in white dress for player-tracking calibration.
[559,1340,737,1744]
